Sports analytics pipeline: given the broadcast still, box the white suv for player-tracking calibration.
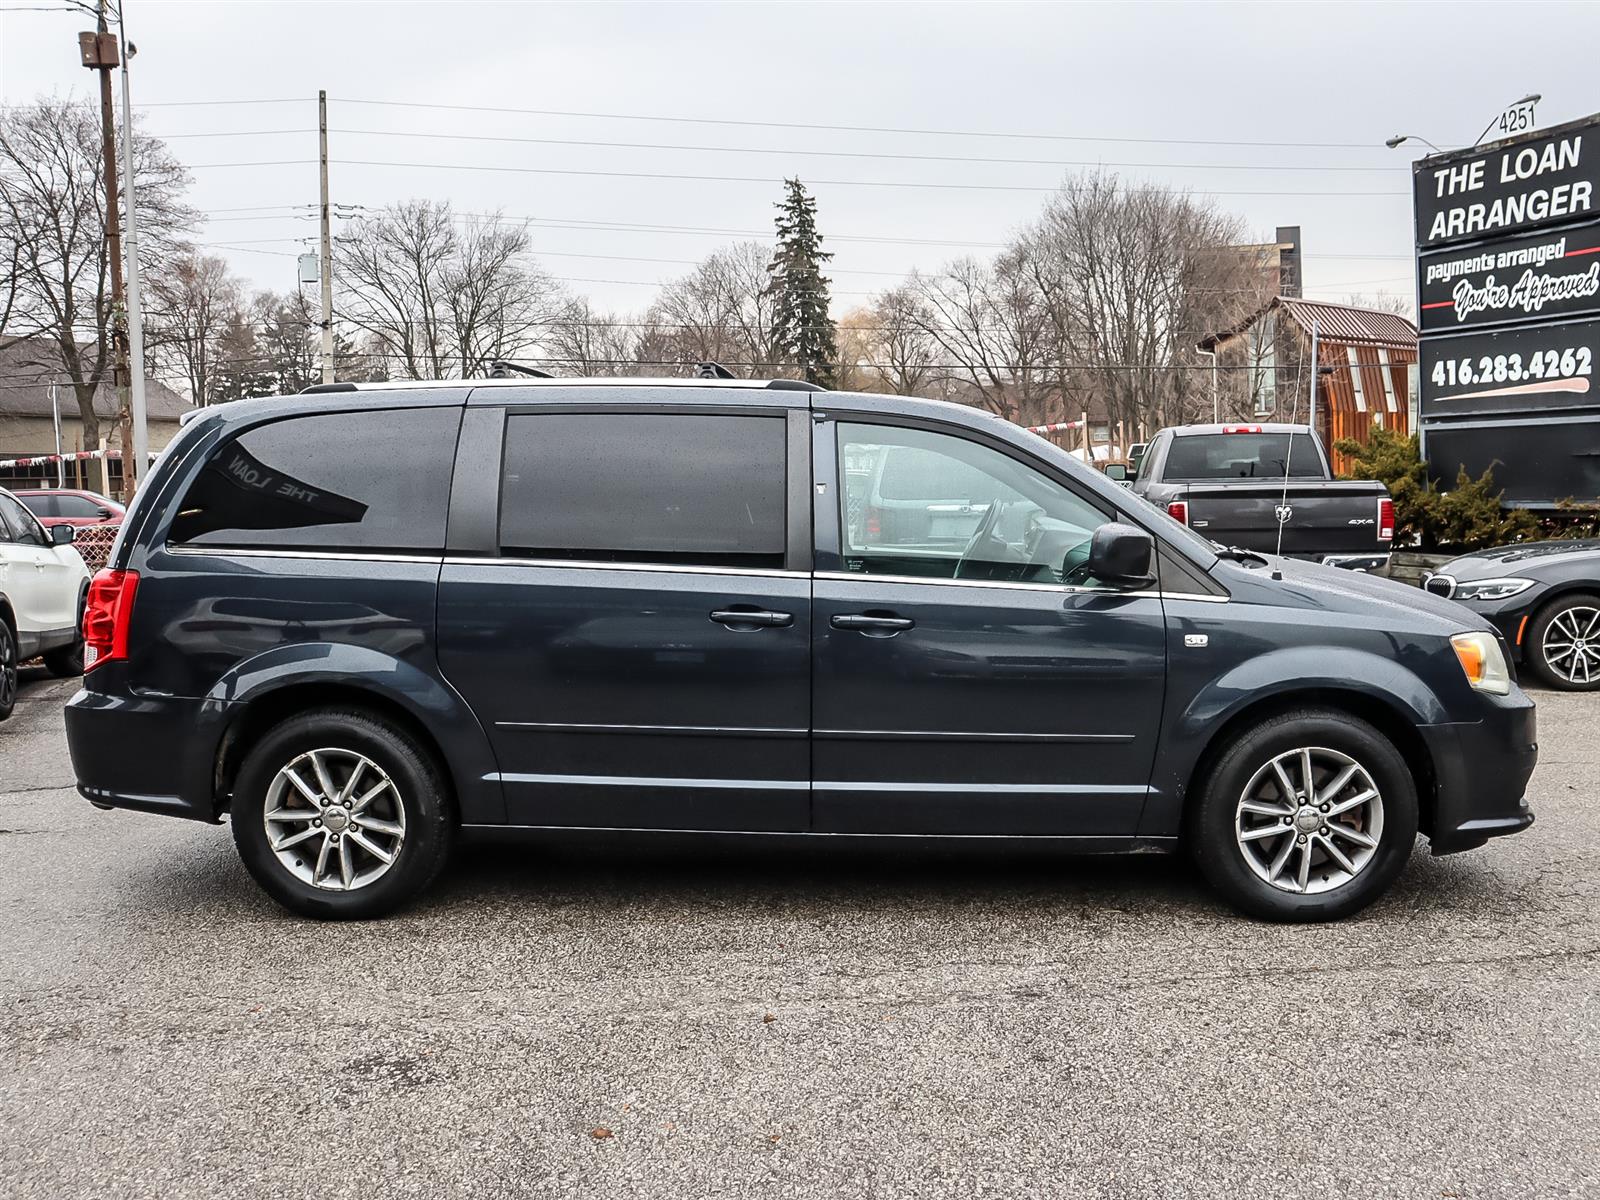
[0,487,91,719]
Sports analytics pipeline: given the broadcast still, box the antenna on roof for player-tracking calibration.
[693,362,736,380]
[488,361,555,380]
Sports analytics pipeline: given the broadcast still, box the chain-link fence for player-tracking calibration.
[72,524,118,572]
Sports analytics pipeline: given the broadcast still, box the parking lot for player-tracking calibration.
[0,669,1595,1199]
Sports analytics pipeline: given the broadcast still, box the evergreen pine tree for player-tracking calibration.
[769,178,838,387]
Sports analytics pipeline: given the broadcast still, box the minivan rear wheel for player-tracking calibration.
[1188,708,1418,921]
[231,708,454,919]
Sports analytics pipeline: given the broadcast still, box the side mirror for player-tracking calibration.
[1101,463,1129,483]
[51,524,75,546]
[95,507,113,520]
[1086,522,1154,588]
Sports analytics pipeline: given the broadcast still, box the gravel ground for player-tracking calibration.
[1,669,1596,1198]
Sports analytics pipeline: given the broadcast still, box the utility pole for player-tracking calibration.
[318,90,335,383]
[118,13,148,494]
[78,4,125,498]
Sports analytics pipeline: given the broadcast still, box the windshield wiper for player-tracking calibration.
[1210,543,1270,566]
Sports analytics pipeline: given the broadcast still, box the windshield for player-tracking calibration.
[1164,432,1323,480]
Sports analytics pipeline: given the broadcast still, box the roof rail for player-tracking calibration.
[488,361,556,379]
[299,382,359,394]
[765,379,825,392]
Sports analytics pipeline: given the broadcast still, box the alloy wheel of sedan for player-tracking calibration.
[1540,605,1600,685]
[1234,746,1385,895]
[262,748,407,892]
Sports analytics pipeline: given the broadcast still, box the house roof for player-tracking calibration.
[1197,296,1418,353]
[0,337,193,423]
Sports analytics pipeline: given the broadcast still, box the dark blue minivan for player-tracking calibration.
[64,379,1537,921]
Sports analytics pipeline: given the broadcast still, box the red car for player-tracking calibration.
[13,488,124,528]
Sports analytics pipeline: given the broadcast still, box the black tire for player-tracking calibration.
[43,589,86,678]
[1524,591,1600,691]
[1188,707,1419,922]
[0,619,16,722]
[231,708,455,919]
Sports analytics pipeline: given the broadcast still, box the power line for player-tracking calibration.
[328,97,1389,151]
[180,156,1409,197]
[151,125,1406,173]
[8,93,1394,150]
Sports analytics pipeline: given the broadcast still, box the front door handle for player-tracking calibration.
[831,613,915,635]
[710,608,794,630]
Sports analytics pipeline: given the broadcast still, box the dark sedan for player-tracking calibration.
[1425,539,1600,690]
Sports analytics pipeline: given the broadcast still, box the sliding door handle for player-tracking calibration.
[831,613,914,635]
[710,608,794,630]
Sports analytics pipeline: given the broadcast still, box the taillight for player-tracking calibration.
[1377,497,1395,542]
[865,505,883,538]
[82,569,139,672]
[1167,500,1189,525]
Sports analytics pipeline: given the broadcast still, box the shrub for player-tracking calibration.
[1335,427,1539,552]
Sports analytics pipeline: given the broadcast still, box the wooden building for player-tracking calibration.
[1198,297,1419,474]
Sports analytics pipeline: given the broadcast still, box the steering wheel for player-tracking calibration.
[953,499,1010,579]
[1059,540,1095,586]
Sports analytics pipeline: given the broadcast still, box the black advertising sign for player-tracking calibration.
[1419,318,1599,417]
[1418,219,1600,333]
[1412,114,1600,250]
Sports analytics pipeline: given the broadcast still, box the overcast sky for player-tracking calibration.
[2,0,1598,319]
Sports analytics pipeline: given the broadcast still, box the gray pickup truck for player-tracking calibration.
[1129,423,1392,570]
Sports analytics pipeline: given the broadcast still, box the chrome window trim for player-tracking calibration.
[814,569,1228,603]
[164,545,444,565]
[445,555,805,579]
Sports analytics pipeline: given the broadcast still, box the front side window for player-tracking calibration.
[499,412,787,568]
[839,423,1112,586]
[1162,432,1323,480]
[53,495,104,519]
[169,407,460,553]
[0,495,46,546]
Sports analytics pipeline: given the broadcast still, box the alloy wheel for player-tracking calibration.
[262,748,407,891]
[1234,746,1385,895]
[1540,605,1600,685]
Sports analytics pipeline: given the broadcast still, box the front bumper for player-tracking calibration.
[64,684,228,822]
[1419,693,1538,855]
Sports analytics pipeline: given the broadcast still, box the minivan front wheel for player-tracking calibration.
[1189,708,1418,921]
[231,709,454,919]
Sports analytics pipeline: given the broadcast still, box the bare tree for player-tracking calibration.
[543,297,642,376]
[850,285,942,396]
[1018,172,1273,432]
[646,242,782,376]
[0,97,192,489]
[335,200,559,379]
[145,252,241,406]
[912,255,1056,425]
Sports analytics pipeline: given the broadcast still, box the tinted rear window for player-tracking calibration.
[16,494,54,517]
[169,407,461,553]
[1163,433,1324,480]
[499,413,786,567]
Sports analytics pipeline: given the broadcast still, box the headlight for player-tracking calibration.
[1452,577,1536,602]
[1451,631,1511,695]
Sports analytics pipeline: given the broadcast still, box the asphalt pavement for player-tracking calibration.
[1,668,1596,1198]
